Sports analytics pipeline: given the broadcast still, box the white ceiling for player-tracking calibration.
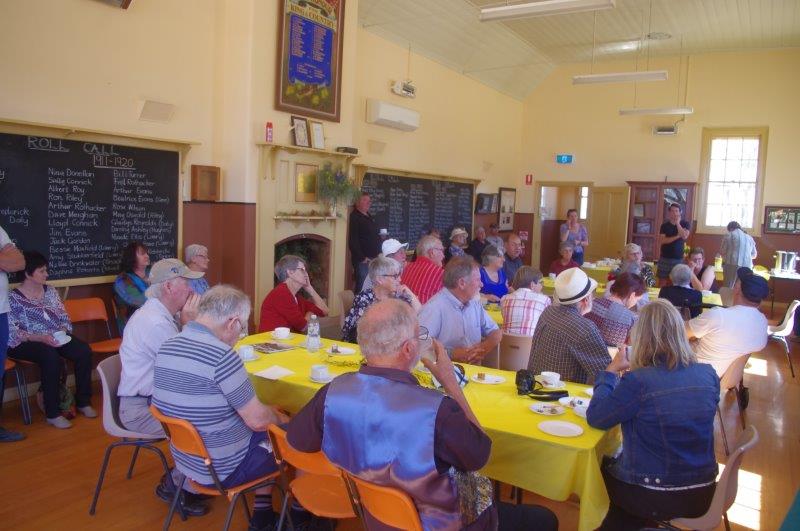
[358,0,800,100]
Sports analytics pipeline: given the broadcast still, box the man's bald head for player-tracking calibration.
[506,233,522,258]
[357,299,418,360]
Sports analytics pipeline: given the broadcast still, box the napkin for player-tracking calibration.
[254,365,295,380]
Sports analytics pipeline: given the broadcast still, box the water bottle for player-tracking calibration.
[306,314,321,353]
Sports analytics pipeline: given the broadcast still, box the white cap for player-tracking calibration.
[381,238,408,256]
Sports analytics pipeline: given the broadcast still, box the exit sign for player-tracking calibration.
[556,154,574,164]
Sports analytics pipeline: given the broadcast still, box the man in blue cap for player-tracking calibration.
[686,267,769,377]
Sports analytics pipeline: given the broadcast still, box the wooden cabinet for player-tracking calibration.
[626,182,695,261]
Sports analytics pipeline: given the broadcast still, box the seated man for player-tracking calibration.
[286,300,557,531]
[502,233,524,281]
[527,268,611,384]
[659,264,703,319]
[401,234,446,304]
[361,238,408,292]
[419,256,502,364]
[686,267,769,377]
[258,254,329,333]
[153,285,288,531]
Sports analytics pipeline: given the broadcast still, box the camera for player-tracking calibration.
[515,369,535,395]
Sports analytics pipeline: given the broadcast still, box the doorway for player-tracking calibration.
[535,183,591,273]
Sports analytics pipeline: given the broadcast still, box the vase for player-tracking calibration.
[328,200,337,217]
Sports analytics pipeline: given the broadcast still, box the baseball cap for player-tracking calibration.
[553,267,598,305]
[737,267,769,303]
[148,258,204,285]
[381,239,408,256]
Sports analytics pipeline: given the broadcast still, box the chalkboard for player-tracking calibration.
[0,132,179,282]
[361,171,474,248]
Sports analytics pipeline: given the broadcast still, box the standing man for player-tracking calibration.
[719,221,757,288]
[401,235,446,304]
[657,203,691,284]
[503,233,524,281]
[348,192,381,294]
[0,224,25,442]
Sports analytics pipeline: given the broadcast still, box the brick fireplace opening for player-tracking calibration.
[275,234,332,302]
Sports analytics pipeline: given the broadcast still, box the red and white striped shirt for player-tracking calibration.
[500,288,551,336]
[401,256,444,304]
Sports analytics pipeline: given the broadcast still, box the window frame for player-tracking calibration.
[697,126,769,236]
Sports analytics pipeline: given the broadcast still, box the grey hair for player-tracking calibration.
[145,276,180,299]
[184,244,208,264]
[559,241,575,252]
[670,263,693,287]
[480,244,502,266]
[512,266,543,290]
[357,299,417,359]
[620,261,642,276]
[416,235,441,257]
[443,256,477,289]
[368,256,400,283]
[275,254,305,282]
[475,226,485,236]
[198,284,251,324]
[624,243,642,256]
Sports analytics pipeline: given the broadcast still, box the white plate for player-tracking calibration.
[583,387,594,397]
[326,345,356,355]
[702,290,713,297]
[310,374,333,384]
[56,336,72,347]
[538,420,584,437]
[535,378,566,390]
[573,406,588,418]
[271,332,291,340]
[529,403,565,416]
[471,374,505,384]
[240,353,258,362]
[559,396,591,408]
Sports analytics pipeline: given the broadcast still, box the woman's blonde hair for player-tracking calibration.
[629,299,697,370]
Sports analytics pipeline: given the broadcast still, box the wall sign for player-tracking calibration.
[765,205,800,234]
[556,154,573,164]
[275,0,346,122]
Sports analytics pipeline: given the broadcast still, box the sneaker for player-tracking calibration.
[46,416,72,429]
[78,405,98,418]
[0,426,25,443]
[155,481,209,517]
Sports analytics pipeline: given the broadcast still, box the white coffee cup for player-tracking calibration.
[540,371,561,387]
[418,336,436,364]
[273,327,290,339]
[549,273,557,280]
[53,330,68,344]
[379,228,388,235]
[310,364,330,381]
[238,345,256,362]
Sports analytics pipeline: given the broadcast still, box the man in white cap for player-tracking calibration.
[117,258,207,516]
[527,268,610,384]
[361,238,408,292]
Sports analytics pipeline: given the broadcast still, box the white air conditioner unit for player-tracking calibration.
[366,98,420,132]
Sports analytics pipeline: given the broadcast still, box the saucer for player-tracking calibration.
[471,374,505,384]
[310,374,333,384]
[529,403,565,416]
[271,332,291,340]
[536,378,566,390]
[559,396,590,408]
[538,420,583,437]
[55,336,72,347]
[326,345,356,355]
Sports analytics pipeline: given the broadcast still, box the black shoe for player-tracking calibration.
[155,482,210,517]
[247,509,278,531]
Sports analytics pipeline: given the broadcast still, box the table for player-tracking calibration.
[770,270,800,316]
[240,332,620,531]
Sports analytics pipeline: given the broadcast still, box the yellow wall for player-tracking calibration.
[522,49,800,211]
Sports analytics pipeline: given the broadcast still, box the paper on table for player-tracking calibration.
[253,365,295,380]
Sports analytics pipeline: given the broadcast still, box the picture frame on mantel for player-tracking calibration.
[275,0,346,122]
[291,116,310,148]
[498,187,516,231]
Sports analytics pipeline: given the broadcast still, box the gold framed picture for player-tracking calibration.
[309,120,325,150]
[291,116,310,147]
[295,163,318,202]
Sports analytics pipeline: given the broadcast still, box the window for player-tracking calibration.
[698,127,768,234]
[579,186,589,220]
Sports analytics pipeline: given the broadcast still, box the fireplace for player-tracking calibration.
[275,234,332,301]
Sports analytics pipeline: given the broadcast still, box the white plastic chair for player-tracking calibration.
[498,333,533,371]
[718,286,734,307]
[768,299,799,378]
[717,354,750,456]
[88,354,181,518]
[665,426,759,531]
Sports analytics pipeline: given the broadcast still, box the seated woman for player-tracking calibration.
[341,256,420,343]
[587,299,719,530]
[686,246,717,292]
[549,241,580,276]
[659,264,703,318]
[445,227,468,263]
[586,273,645,346]
[113,241,150,332]
[479,245,508,302]
[184,243,211,294]
[258,254,329,333]
[500,266,551,336]
[612,243,656,288]
[7,251,96,429]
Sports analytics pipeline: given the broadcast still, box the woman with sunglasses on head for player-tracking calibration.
[341,256,421,343]
[258,254,329,334]
[113,240,150,332]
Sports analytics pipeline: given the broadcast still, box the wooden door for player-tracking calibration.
[587,187,630,261]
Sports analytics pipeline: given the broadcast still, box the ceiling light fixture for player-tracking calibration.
[618,106,694,115]
[573,70,668,84]
[479,0,616,22]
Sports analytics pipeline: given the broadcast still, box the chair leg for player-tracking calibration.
[89,441,126,515]
[163,475,186,531]
[126,445,141,479]
[277,490,293,531]
[12,367,32,425]
[723,511,732,531]
[717,405,730,456]
[780,336,795,378]
[138,444,187,522]
[222,491,243,531]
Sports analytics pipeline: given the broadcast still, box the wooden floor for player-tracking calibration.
[1,333,798,530]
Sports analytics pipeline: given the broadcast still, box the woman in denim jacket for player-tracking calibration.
[587,299,720,530]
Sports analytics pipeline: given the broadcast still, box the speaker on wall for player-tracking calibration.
[191,165,221,202]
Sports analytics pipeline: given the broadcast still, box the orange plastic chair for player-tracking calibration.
[343,472,423,531]
[149,404,280,531]
[64,297,122,354]
[267,425,355,530]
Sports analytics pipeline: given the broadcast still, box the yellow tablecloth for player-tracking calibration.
[240,332,619,531]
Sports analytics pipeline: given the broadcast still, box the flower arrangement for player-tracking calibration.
[316,164,360,216]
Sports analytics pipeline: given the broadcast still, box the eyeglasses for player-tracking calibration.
[293,266,307,272]
[432,247,445,253]
[418,326,430,341]
[196,255,209,259]
[381,273,401,279]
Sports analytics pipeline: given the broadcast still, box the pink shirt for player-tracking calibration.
[401,256,444,304]
[500,288,551,336]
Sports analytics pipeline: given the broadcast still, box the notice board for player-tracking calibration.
[360,171,474,249]
[0,132,179,283]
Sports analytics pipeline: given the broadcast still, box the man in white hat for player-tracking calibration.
[446,227,468,263]
[361,238,408,292]
[527,268,610,384]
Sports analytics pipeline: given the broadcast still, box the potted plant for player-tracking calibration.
[316,163,360,217]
